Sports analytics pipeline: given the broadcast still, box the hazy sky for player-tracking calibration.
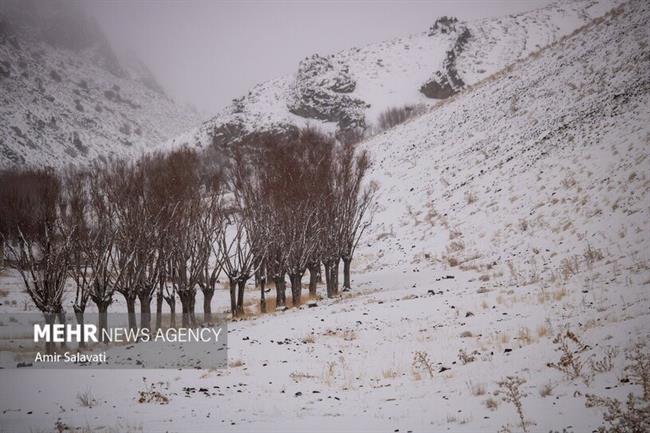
[89,1,554,116]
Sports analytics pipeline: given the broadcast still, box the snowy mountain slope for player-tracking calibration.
[0,1,199,168]
[167,0,623,152]
[0,2,648,433]
[356,0,650,285]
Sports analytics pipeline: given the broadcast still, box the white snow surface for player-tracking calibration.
[0,0,649,432]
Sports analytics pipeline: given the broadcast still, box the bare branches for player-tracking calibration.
[1,126,377,326]
[0,169,71,317]
[496,376,534,433]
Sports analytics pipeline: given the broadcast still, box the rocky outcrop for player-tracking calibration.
[287,54,368,131]
[421,18,471,99]
[428,16,461,36]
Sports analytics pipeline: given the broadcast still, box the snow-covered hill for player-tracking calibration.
[0,0,199,167]
[0,1,648,432]
[357,0,650,283]
[167,0,623,151]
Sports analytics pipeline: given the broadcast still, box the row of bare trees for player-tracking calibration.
[0,129,375,340]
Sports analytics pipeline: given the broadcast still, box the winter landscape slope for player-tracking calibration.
[0,0,648,432]
[167,0,623,152]
[0,1,198,167]
[357,0,650,283]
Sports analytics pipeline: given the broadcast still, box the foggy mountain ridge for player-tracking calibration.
[0,0,199,167]
[0,0,623,168]
[165,0,624,155]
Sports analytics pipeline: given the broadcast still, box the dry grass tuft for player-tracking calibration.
[496,376,534,432]
[591,346,619,374]
[560,256,580,280]
[412,351,435,378]
[547,330,591,384]
[517,327,535,346]
[77,389,96,408]
[290,371,318,382]
[382,368,399,379]
[539,382,555,398]
[229,359,244,368]
[536,324,551,338]
[458,349,478,365]
[468,381,486,396]
[137,379,170,405]
[484,397,499,411]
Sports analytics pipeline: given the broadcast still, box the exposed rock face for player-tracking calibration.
[421,19,472,99]
[287,54,368,131]
[428,16,460,36]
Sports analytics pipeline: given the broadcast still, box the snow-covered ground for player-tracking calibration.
[0,0,649,432]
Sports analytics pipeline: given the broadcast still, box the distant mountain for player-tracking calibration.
[166,0,623,152]
[0,0,199,167]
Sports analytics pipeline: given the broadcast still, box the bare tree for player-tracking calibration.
[219,212,261,318]
[161,148,208,328]
[61,169,93,347]
[103,161,150,332]
[335,142,376,291]
[196,172,225,324]
[85,163,126,341]
[0,168,71,354]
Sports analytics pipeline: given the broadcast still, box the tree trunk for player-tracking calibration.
[125,295,137,332]
[179,290,195,328]
[44,312,55,355]
[260,276,266,314]
[229,278,237,318]
[333,258,340,295]
[324,262,333,298]
[57,310,68,351]
[343,257,352,291]
[290,273,302,306]
[97,302,109,343]
[308,262,319,297]
[190,294,197,327]
[156,287,163,330]
[139,293,152,332]
[236,278,246,316]
[165,297,176,329]
[74,308,86,349]
[202,288,214,324]
[274,275,286,308]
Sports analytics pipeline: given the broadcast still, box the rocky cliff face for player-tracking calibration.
[420,17,471,99]
[0,0,198,167]
[287,54,368,131]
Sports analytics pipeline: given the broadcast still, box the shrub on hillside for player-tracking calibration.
[377,104,426,131]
